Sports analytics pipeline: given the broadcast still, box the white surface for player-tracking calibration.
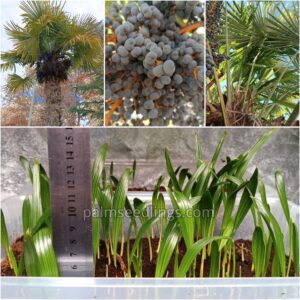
[1,277,299,299]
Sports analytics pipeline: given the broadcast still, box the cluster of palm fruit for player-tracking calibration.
[206,0,226,78]
[105,1,205,126]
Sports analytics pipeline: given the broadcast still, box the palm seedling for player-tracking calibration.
[1,157,58,276]
[1,1,103,126]
[1,130,299,277]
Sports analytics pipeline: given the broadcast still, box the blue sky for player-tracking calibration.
[0,0,104,92]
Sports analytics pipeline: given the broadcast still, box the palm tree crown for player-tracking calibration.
[1,1,102,82]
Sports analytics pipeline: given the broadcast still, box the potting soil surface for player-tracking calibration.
[1,237,295,277]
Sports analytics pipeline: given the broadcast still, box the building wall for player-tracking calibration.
[1,128,299,204]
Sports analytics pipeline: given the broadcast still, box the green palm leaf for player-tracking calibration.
[111,168,132,266]
[32,227,59,277]
[175,236,229,277]
[1,210,19,276]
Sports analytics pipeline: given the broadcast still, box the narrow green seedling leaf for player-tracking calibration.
[199,191,214,238]
[125,196,138,234]
[168,166,181,190]
[165,148,181,191]
[31,208,51,235]
[19,155,33,182]
[132,159,137,182]
[167,189,194,249]
[176,236,230,277]
[96,189,112,241]
[211,131,227,168]
[109,161,114,181]
[111,168,132,266]
[129,212,163,265]
[252,226,265,276]
[190,196,202,207]
[227,180,249,199]
[179,168,189,189]
[193,164,212,197]
[233,188,253,231]
[155,219,180,277]
[152,176,165,211]
[133,198,152,243]
[156,193,166,213]
[255,198,286,277]
[39,165,51,213]
[195,134,202,168]
[92,144,108,200]
[102,164,107,189]
[215,158,239,181]
[183,163,206,197]
[292,222,299,275]
[271,253,281,277]
[225,175,244,187]
[258,181,270,211]
[235,129,274,179]
[233,168,258,231]
[22,197,31,233]
[17,252,25,276]
[132,255,142,277]
[220,169,258,250]
[221,194,236,232]
[275,171,290,222]
[32,227,59,276]
[154,175,165,192]
[174,191,194,248]
[262,235,273,276]
[1,210,19,276]
[133,198,151,223]
[209,241,220,277]
[23,232,41,276]
[31,161,43,229]
[110,176,138,237]
[92,203,100,263]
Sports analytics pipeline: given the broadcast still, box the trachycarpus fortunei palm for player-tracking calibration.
[1,1,102,126]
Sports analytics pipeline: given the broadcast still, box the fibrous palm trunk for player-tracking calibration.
[285,102,299,126]
[44,80,63,126]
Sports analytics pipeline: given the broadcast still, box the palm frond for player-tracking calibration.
[0,51,23,72]
[4,21,40,63]
[5,74,34,94]
[20,1,66,25]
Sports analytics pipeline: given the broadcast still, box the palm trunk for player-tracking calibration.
[285,102,299,126]
[44,80,63,126]
[28,86,37,126]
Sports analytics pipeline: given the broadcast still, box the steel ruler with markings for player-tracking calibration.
[48,128,93,276]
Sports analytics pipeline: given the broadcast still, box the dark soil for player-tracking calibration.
[2,237,295,277]
[128,187,167,192]
[1,236,24,276]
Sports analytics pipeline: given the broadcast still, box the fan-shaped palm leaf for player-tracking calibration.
[5,74,34,94]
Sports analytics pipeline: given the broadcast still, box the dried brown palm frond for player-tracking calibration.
[207,89,267,126]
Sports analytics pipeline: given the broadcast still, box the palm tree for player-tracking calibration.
[1,1,102,126]
[207,1,299,126]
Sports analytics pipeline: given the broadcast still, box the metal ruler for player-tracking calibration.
[48,128,94,276]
